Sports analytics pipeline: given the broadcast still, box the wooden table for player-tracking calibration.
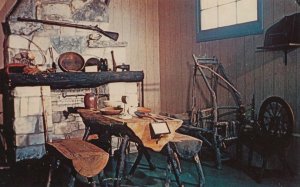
[77,109,183,186]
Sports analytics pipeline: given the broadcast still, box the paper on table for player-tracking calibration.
[150,122,170,135]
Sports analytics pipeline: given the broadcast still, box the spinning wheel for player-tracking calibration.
[258,96,294,146]
[243,96,295,182]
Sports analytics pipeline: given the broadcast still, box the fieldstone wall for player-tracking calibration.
[12,86,51,161]
[4,0,139,161]
[50,88,90,140]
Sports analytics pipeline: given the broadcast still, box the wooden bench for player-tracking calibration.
[168,132,205,187]
[46,139,109,187]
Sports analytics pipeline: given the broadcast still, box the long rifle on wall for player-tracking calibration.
[17,17,119,41]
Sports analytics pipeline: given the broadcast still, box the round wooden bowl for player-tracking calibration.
[58,52,85,72]
[100,107,123,115]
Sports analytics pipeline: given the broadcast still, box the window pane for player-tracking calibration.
[201,0,217,9]
[237,0,257,23]
[218,0,235,6]
[218,3,236,27]
[201,8,218,30]
[196,0,263,42]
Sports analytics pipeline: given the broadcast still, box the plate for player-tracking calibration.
[100,107,123,115]
[103,100,123,108]
[137,107,151,113]
[58,52,85,72]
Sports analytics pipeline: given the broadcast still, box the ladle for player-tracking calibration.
[134,111,162,122]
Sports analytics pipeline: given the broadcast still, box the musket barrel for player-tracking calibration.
[17,17,119,41]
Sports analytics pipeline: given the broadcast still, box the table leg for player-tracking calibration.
[128,145,143,176]
[129,145,156,176]
[143,147,156,170]
[114,135,129,187]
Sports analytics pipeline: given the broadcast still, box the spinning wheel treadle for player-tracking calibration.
[258,96,294,146]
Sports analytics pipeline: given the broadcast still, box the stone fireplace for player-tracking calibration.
[2,0,141,162]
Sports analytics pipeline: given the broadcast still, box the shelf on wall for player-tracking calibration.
[256,13,300,65]
[2,71,144,89]
[256,43,300,65]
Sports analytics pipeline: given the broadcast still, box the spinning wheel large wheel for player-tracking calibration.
[258,96,294,146]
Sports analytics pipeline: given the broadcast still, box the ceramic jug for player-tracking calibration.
[84,93,97,110]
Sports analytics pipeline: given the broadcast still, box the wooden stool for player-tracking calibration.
[128,132,205,187]
[46,139,109,187]
[168,132,205,187]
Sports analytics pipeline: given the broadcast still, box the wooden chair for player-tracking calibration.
[46,138,109,187]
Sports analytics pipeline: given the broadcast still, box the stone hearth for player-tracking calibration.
[2,0,139,161]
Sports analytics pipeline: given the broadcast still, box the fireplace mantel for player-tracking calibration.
[2,71,144,89]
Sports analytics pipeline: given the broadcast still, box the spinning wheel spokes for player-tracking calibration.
[258,96,294,140]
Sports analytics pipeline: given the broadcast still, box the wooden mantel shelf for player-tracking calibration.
[3,71,144,89]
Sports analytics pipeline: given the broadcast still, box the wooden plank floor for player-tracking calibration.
[0,150,299,187]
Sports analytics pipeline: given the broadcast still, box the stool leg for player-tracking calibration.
[97,171,107,187]
[165,160,172,187]
[46,156,57,187]
[194,154,205,187]
[166,144,183,187]
[173,152,182,173]
[88,177,96,187]
[67,175,75,187]
[82,126,91,141]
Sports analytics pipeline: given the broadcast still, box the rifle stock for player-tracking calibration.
[17,17,119,41]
